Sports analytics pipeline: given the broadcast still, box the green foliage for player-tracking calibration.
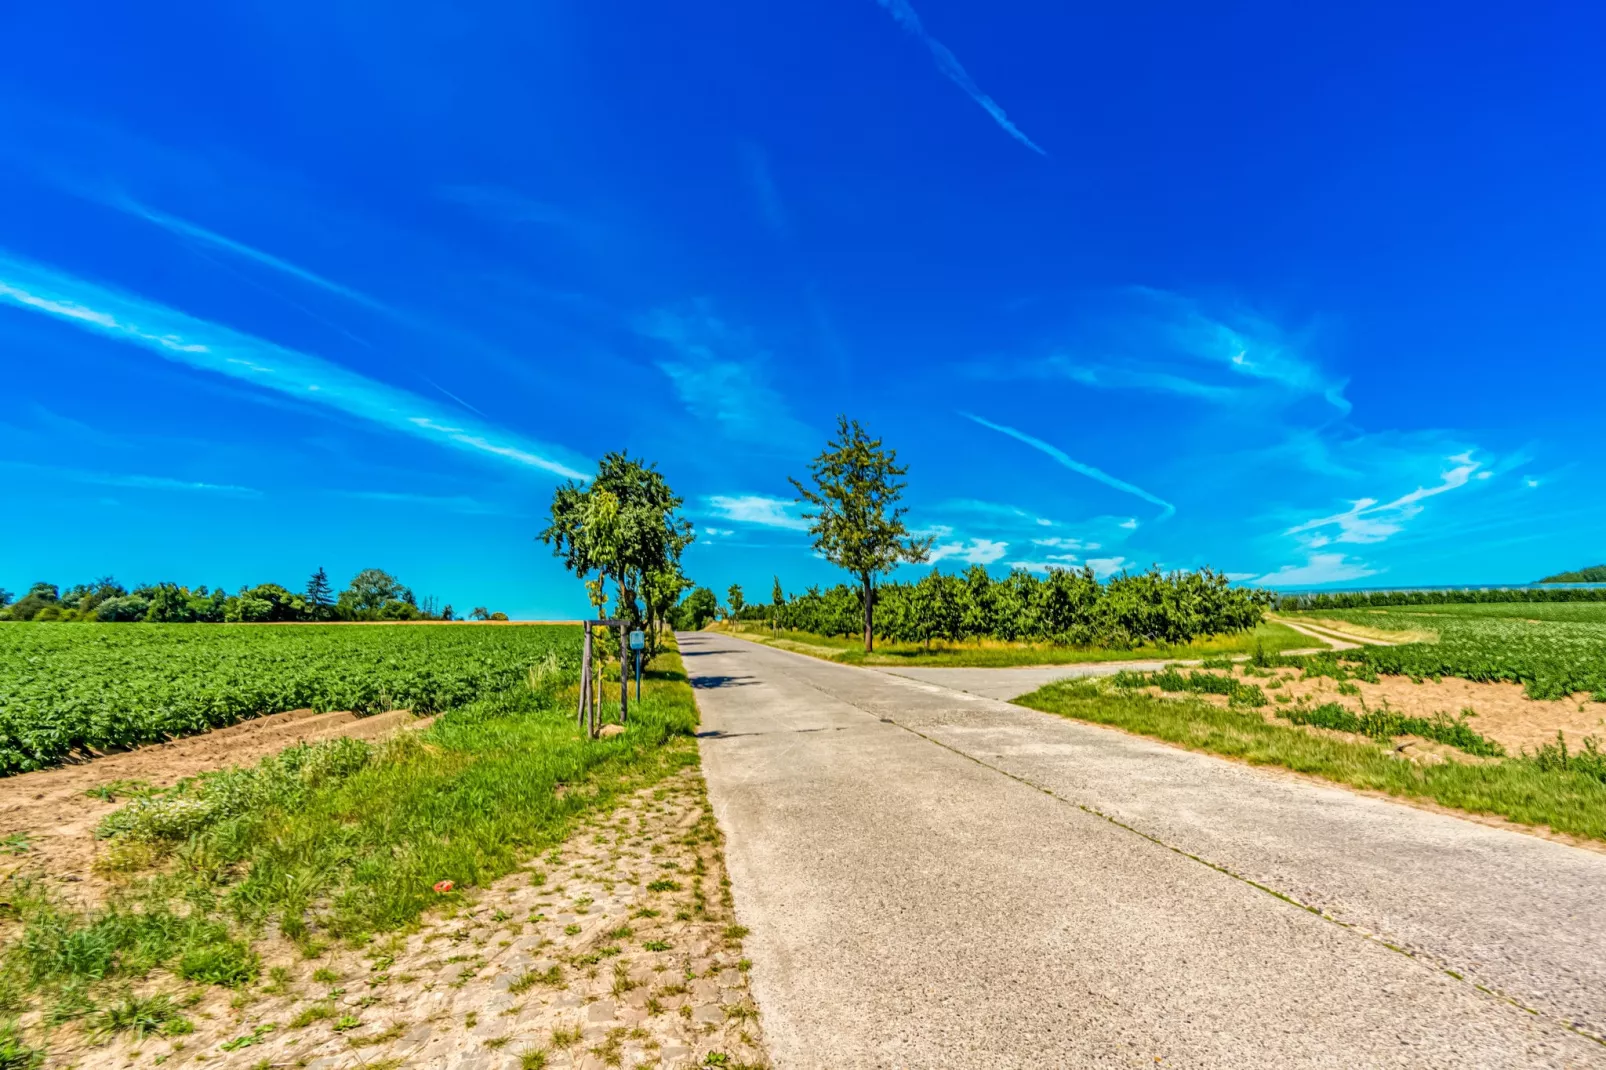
[674,588,720,631]
[726,584,744,619]
[92,993,192,1040]
[0,632,700,1058]
[1111,667,1268,707]
[0,624,581,773]
[0,1021,40,1069]
[0,568,473,624]
[1292,607,1606,701]
[1278,701,1504,757]
[541,452,693,640]
[774,564,1268,648]
[305,567,335,619]
[1527,733,1606,784]
[1538,564,1606,584]
[97,738,374,844]
[789,416,931,650]
[1278,586,1606,611]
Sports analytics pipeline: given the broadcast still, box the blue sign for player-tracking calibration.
[628,630,645,650]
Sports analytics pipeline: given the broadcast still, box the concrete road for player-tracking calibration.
[683,631,1606,1069]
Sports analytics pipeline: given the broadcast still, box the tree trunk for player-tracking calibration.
[862,575,874,653]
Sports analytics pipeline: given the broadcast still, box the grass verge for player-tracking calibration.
[1016,681,1606,842]
[711,620,1316,667]
[0,633,700,1058]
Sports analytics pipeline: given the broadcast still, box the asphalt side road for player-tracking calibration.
[682,630,1606,1070]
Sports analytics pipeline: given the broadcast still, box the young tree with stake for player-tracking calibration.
[790,416,932,653]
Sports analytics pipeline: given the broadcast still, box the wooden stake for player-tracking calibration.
[584,620,597,729]
[619,623,630,724]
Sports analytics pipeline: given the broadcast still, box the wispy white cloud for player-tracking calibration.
[928,537,1008,566]
[1285,452,1483,547]
[964,413,1176,521]
[1,461,259,496]
[872,0,1045,156]
[119,200,395,315]
[639,307,812,447]
[334,490,509,516]
[981,290,1348,414]
[1032,536,1097,551]
[0,251,589,481]
[1007,553,1130,578]
[702,527,735,538]
[1253,553,1378,587]
[741,144,791,240]
[438,185,592,235]
[705,494,811,531]
[935,499,1055,528]
[991,355,1239,402]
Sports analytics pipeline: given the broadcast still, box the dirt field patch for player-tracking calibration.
[50,767,766,1070]
[1160,667,1605,757]
[0,708,429,910]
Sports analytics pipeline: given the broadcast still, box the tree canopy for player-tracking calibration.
[540,451,694,641]
[790,416,932,651]
[1539,564,1606,584]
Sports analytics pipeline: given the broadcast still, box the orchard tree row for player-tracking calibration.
[542,416,1270,653]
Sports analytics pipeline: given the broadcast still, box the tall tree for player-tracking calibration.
[305,567,334,620]
[676,587,719,631]
[727,583,745,620]
[340,568,405,615]
[771,575,784,633]
[641,565,691,655]
[790,416,932,652]
[540,452,694,625]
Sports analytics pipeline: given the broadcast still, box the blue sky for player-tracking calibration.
[1,0,1602,616]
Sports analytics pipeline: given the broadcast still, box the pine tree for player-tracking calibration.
[305,567,334,620]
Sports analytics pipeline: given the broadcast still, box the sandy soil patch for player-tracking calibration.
[0,708,429,910]
[52,767,767,1070]
[1153,667,1606,757]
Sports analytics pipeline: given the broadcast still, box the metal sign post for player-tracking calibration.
[629,629,645,701]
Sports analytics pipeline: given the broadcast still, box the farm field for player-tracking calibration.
[1014,601,1606,842]
[1287,605,1606,700]
[0,622,580,774]
[709,618,1314,667]
[1019,676,1606,843]
[0,631,712,1067]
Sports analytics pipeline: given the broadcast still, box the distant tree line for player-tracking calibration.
[1276,586,1606,612]
[0,568,508,624]
[1538,564,1606,585]
[687,565,1270,649]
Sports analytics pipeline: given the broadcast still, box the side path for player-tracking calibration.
[683,631,1606,1069]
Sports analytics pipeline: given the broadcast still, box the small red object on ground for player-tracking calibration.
[433,880,454,893]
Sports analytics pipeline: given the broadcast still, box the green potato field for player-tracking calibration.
[0,623,581,774]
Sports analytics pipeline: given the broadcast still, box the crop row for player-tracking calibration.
[0,624,580,774]
[1294,609,1606,701]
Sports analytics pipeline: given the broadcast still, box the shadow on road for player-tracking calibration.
[690,674,760,689]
